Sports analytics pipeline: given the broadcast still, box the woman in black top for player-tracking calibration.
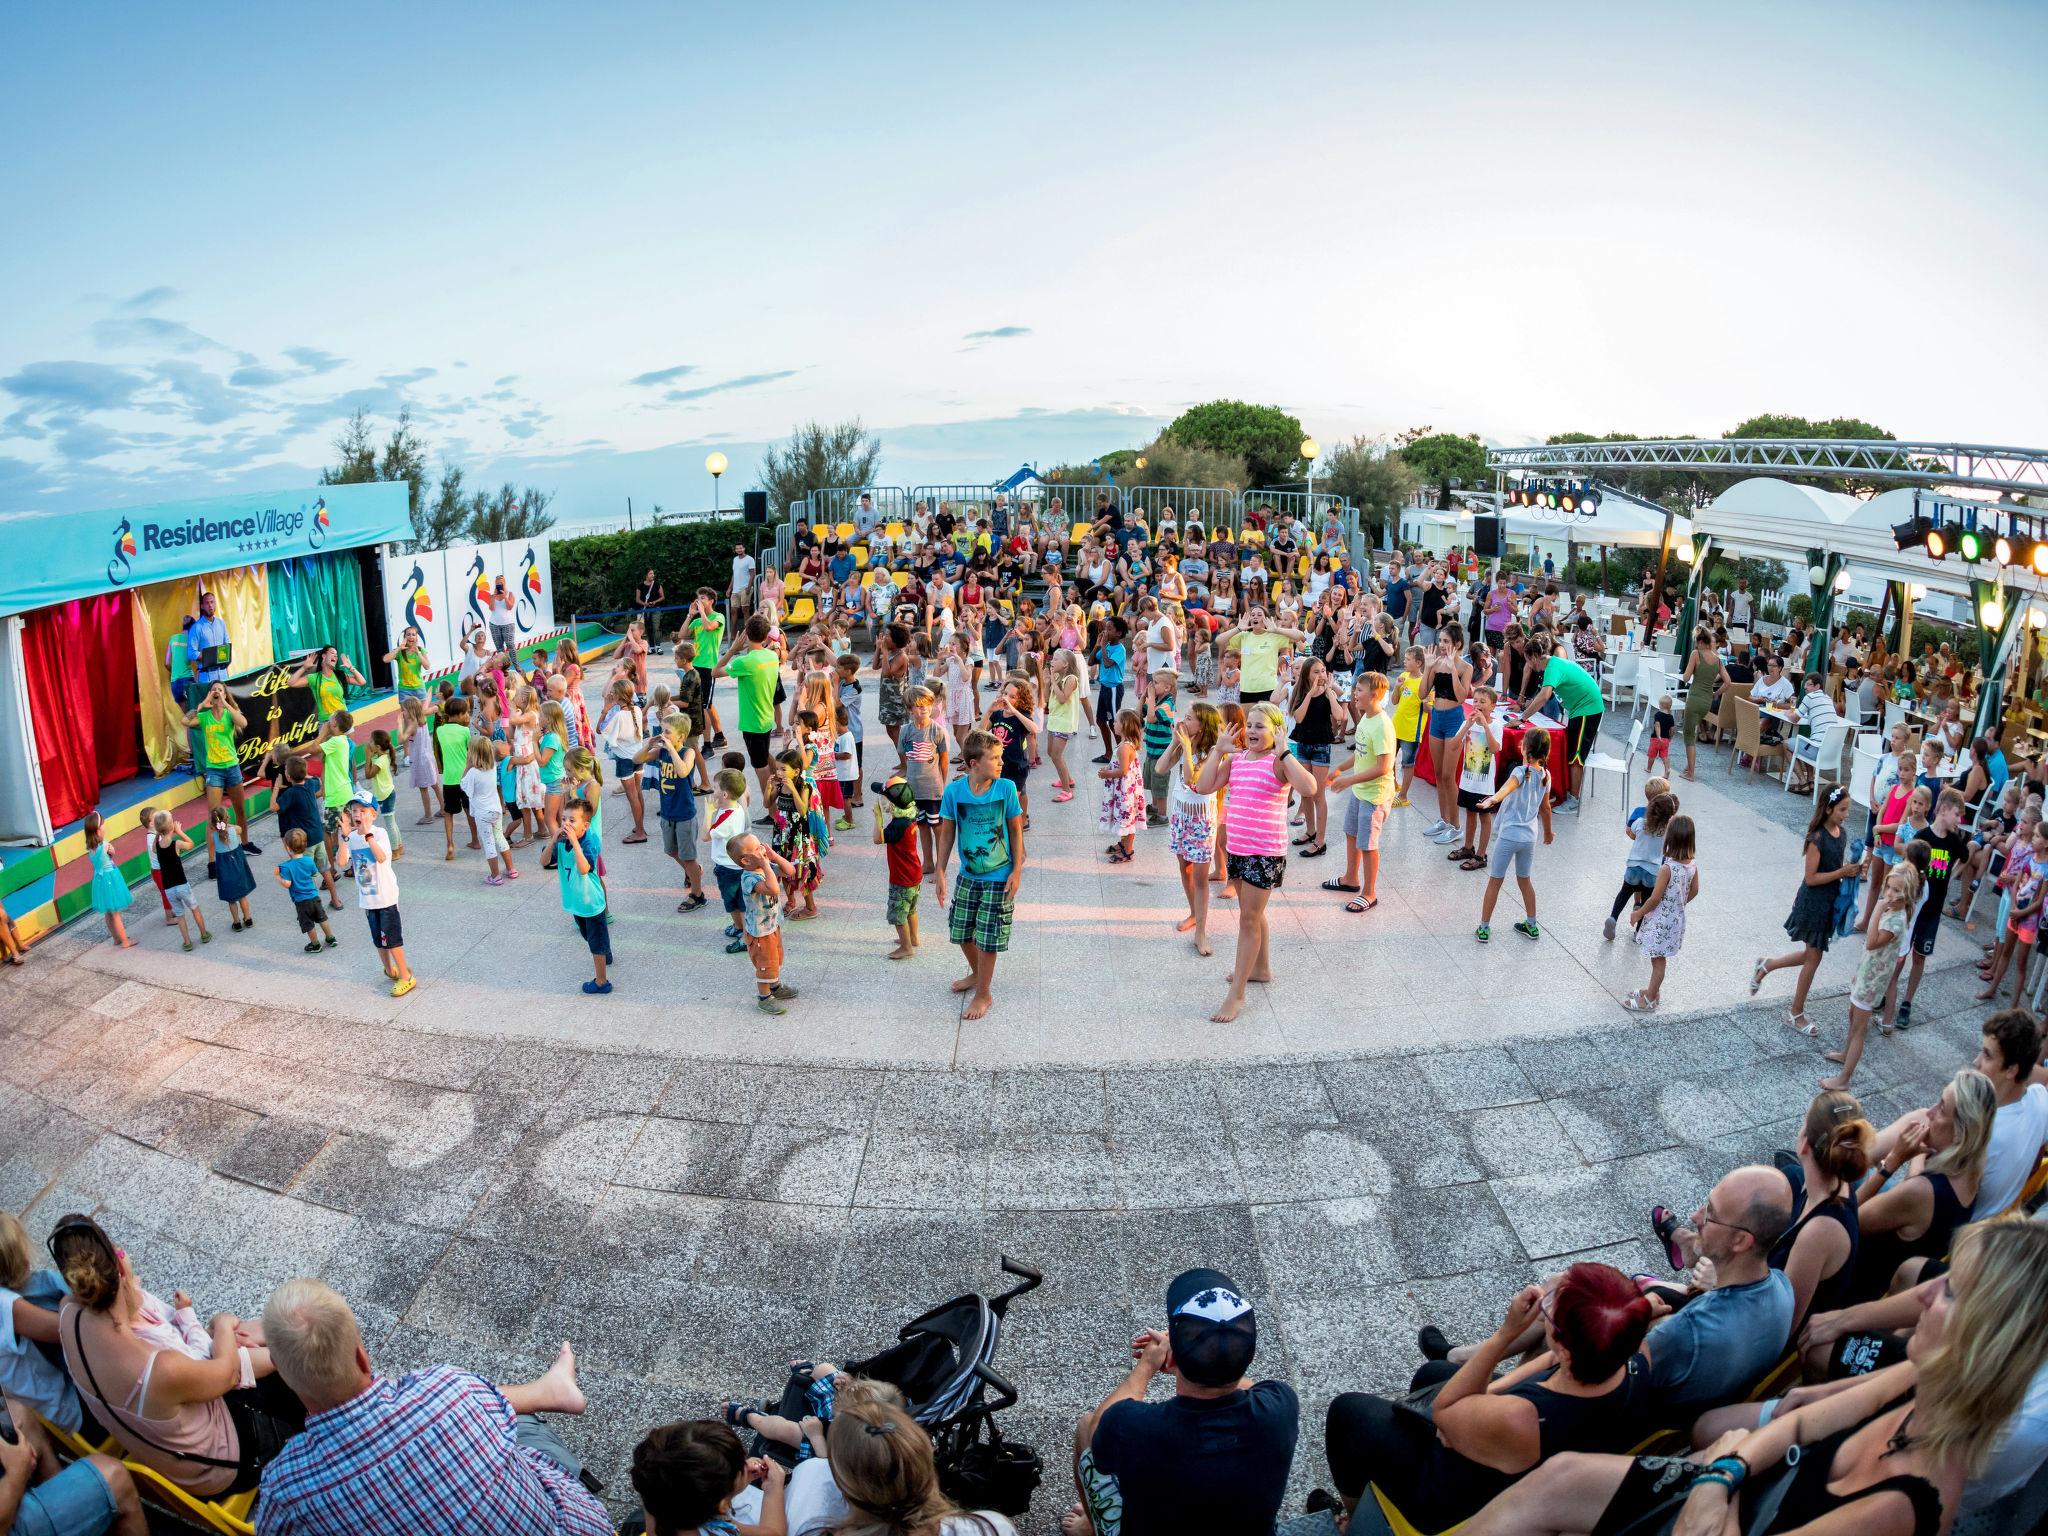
[1847,1069,1993,1304]
[1417,572,1449,640]
[1470,1220,2048,1536]
[1288,658,1344,858]
[1323,1264,1650,1531]
[1769,1089,1870,1329]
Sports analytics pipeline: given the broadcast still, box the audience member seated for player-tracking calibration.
[1,1213,86,1437]
[1846,1070,1993,1307]
[1648,1090,1871,1335]
[1069,1268,1296,1536]
[0,1406,146,1536]
[254,1278,608,1536]
[1463,1219,2048,1536]
[627,1419,785,1536]
[1314,1264,1650,1531]
[1974,1009,2048,1217]
[50,1215,304,1500]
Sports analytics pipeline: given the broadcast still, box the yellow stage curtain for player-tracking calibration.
[130,566,275,771]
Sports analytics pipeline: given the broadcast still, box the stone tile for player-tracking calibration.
[647,1279,823,1388]
[853,1128,988,1210]
[751,1066,884,1130]
[1379,1185,1528,1279]
[655,1059,769,1124]
[292,1133,400,1214]
[1356,1117,1485,1190]
[738,1123,866,1206]
[873,1069,995,1126]
[985,1134,1119,1211]
[213,1117,335,1192]
[1103,1068,1223,1130]
[613,1117,745,1197]
[1212,1064,1338,1131]
[691,1199,850,1292]
[554,1054,678,1120]
[1231,1125,1396,1204]
[468,1040,596,1099]
[1462,1103,1583,1179]
[1416,1048,1539,1111]
[407,1236,564,1349]
[832,1208,998,1308]
[318,1215,455,1314]
[581,1186,723,1280]
[988,1071,1108,1133]
[1107,1130,1245,1209]
[1507,1032,1622,1101]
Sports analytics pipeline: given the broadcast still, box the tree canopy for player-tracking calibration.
[321,409,554,550]
[1321,436,1418,541]
[1399,432,1487,508]
[757,419,883,515]
[1164,400,1306,487]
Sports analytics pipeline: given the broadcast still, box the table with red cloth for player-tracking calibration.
[1411,702,1571,805]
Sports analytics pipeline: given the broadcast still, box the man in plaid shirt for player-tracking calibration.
[254,1279,611,1536]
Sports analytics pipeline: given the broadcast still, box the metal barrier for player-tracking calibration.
[804,485,912,539]
[909,484,1004,530]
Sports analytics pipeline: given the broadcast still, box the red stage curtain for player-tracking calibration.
[21,592,139,827]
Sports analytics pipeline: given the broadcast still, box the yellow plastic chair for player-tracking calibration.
[1070,522,1092,545]
[1370,1484,1464,1536]
[810,523,829,541]
[1298,554,1313,578]
[1997,1148,2048,1216]
[782,571,801,596]
[860,570,876,588]
[854,546,870,568]
[36,1416,255,1535]
[786,597,816,628]
[891,571,910,588]
[885,521,905,541]
[834,521,856,542]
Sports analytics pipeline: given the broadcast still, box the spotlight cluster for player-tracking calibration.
[1508,480,1601,516]
[1893,515,2048,575]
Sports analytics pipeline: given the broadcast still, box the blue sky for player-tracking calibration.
[4,0,2044,527]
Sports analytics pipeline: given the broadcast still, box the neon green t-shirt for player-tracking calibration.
[1350,710,1396,805]
[320,735,357,809]
[729,647,780,735]
[435,723,471,787]
[196,708,238,771]
[1233,632,1286,694]
[395,649,424,690]
[311,671,345,721]
[690,614,726,670]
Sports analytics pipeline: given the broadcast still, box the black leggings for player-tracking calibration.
[1610,875,1655,920]
[1325,1365,1506,1531]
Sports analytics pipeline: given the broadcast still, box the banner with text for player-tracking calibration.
[380,538,556,673]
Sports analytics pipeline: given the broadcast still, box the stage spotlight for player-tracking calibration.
[2031,541,2048,578]
[1995,535,2015,567]
[1892,516,1932,552]
[1958,528,1983,563]
[1560,490,1576,513]
[1926,527,1947,559]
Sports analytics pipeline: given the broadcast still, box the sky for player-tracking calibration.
[3,0,2045,529]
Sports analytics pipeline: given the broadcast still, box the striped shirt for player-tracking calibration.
[254,1367,611,1536]
[1223,752,1289,856]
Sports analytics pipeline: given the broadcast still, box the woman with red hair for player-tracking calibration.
[1314,1264,1653,1531]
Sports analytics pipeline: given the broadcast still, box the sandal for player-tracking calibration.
[1749,956,1768,995]
[1299,843,1327,858]
[1320,878,1361,893]
[1622,989,1658,1013]
[1344,896,1378,914]
[1053,789,1073,802]
[1446,846,1476,860]
[1649,1205,1687,1270]
[622,832,649,844]
[1787,1011,1818,1038]
[1459,856,1488,871]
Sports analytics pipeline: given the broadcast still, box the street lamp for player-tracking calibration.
[1301,436,1320,515]
[705,451,727,513]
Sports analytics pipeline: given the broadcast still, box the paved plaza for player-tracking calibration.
[0,672,2001,1531]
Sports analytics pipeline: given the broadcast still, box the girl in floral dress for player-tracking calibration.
[1098,708,1145,862]
[509,684,547,843]
[772,748,822,917]
[1626,815,1699,1013]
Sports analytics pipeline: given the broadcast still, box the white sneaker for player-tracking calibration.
[1559,796,1582,814]
[1603,916,1617,940]
[1422,816,1449,834]
[1429,826,1462,844]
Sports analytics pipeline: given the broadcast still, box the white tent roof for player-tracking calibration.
[1696,478,1981,598]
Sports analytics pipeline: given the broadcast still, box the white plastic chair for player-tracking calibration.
[1583,719,1643,807]
[1604,650,1641,710]
[1848,742,1880,812]
[1787,720,1855,802]
[1632,659,1669,721]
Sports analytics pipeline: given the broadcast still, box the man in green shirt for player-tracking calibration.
[1519,646,1603,811]
[686,588,727,746]
[1327,671,1396,912]
[715,614,786,811]
[181,681,260,858]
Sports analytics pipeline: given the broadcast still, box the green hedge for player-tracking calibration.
[551,518,767,629]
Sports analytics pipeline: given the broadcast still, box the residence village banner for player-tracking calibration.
[0,482,411,620]
[381,537,558,671]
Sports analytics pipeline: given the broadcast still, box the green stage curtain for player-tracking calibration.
[268,552,371,702]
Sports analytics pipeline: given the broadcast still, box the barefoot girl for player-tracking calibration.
[1098,708,1144,863]
[1045,647,1084,800]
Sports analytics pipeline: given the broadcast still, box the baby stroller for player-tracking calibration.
[747,1255,1045,1516]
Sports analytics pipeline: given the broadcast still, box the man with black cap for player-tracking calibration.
[1068,1267,1297,1536]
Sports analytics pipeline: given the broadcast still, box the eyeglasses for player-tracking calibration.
[1695,1211,1760,1241]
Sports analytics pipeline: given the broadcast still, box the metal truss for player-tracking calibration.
[1485,439,2048,494]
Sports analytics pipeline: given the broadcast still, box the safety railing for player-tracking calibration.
[803,485,913,541]
[1120,486,1241,540]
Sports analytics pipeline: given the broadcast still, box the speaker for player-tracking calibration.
[742,490,769,525]
[1473,514,1503,558]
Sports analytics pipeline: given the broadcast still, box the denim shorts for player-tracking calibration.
[203,762,245,789]
[12,1457,118,1536]
[1295,741,1332,766]
[1343,796,1389,849]
[1428,703,1465,740]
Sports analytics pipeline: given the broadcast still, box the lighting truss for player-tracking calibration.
[1485,439,2048,494]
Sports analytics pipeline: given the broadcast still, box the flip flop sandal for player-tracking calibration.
[1649,1206,1687,1270]
[1320,878,1361,893]
[622,833,649,844]
[1344,896,1378,914]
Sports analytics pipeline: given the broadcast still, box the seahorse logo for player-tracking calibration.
[308,496,330,549]
[401,562,434,633]
[107,518,136,585]
[516,546,540,630]
[464,553,490,640]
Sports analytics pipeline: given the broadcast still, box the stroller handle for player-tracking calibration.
[973,1358,1019,1414]
[992,1255,1043,1317]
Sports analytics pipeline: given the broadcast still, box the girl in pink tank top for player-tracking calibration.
[1190,702,1315,1025]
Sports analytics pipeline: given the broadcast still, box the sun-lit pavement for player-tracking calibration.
[0,667,1994,1532]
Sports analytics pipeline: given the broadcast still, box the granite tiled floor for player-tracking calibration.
[0,934,1995,1532]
